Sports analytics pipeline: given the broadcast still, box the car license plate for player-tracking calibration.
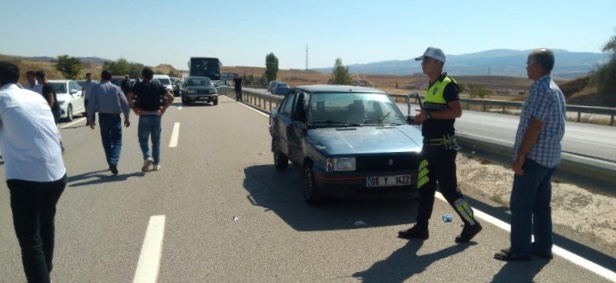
[200,97,208,100]
[366,175,412,188]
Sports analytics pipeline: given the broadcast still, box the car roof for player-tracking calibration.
[294,84,386,94]
[48,80,72,83]
[185,76,211,80]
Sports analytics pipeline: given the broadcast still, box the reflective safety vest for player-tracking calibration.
[424,76,457,105]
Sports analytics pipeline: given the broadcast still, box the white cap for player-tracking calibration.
[414,47,446,62]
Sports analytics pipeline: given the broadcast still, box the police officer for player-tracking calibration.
[398,47,482,243]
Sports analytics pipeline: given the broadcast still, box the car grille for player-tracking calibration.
[193,89,211,94]
[355,153,421,172]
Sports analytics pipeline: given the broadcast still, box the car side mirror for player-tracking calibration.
[70,89,78,95]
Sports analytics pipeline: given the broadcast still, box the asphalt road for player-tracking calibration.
[0,96,614,282]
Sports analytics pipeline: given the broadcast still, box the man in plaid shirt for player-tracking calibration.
[495,48,566,261]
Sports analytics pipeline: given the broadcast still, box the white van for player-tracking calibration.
[152,74,174,94]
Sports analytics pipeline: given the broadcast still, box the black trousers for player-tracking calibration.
[8,174,67,283]
[415,145,476,227]
[235,88,242,101]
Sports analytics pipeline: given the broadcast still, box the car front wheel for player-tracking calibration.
[303,163,324,205]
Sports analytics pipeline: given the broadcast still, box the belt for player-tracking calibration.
[424,134,458,150]
[98,113,120,116]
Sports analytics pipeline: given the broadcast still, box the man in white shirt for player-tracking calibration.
[0,61,67,283]
[23,70,42,93]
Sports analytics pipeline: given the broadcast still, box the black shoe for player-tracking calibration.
[455,223,482,243]
[110,164,118,176]
[531,243,553,259]
[398,225,429,240]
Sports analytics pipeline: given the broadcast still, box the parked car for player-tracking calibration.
[153,74,174,95]
[268,81,279,93]
[273,82,290,95]
[269,84,423,205]
[181,76,220,105]
[48,80,86,121]
[170,77,181,96]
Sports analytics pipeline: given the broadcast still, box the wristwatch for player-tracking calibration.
[426,111,432,120]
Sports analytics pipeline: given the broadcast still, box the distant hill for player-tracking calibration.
[312,49,610,80]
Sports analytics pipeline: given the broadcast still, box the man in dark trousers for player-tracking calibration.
[87,70,131,175]
[233,74,243,102]
[0,61,67,283]
[398,47,482,243]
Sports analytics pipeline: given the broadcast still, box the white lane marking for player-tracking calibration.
[435,193,616,282]
[60,117,87,129]
[169,122,180,147]
[133,215,166,283]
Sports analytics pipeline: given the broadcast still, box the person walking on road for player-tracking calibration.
[35,70,64,152]
[233,74,243,102]
[494,48,566,261]
[86,70,131,175]
[127,67,174,172]
[398,47,482,243]
[120,74,132,96]
[0,61,67,283]
[83,72,96,125]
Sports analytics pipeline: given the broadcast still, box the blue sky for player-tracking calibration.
[1,0,614,71]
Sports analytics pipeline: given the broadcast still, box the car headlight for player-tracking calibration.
[327,157,356,172]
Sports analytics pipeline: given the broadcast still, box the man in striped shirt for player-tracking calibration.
[494,48,566,261]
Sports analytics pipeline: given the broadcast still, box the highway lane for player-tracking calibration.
[0,96,614,282]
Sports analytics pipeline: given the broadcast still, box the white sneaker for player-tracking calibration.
[153,164,161,171]
[142,157,153,172]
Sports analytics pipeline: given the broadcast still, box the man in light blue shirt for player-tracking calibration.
[494,48,566,262]
[87,70,131,175]
[0,61,67,283]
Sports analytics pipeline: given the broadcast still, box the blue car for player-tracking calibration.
[269,84,424,205]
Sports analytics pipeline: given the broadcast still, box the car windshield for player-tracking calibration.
[159,78,171,86]
[48,82,67,94]
[307,92,406,127]
[186,78,212,86]
[277,84,288,87]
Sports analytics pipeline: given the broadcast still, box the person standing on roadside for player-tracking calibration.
[398,47,482,243]
[83,72,96,125]
[24,71,42,93]
[0,61,67,283]
[233,74,243,102]
[494,48,566,261]
[86,70,131,175]
[127,67,174,172]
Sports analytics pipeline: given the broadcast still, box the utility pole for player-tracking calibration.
[305,44,309,71]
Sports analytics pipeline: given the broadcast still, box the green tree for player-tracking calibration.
[331,58,352,85]
[103,58,143,79]
[467,84,493,98]
[264,53,279,82]
[55,55,83,79]
[590,30,616,96]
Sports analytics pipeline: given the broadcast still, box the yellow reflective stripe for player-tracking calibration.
[417,159,430,189]
[454,198,476,225]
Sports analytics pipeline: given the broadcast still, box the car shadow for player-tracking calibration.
[243,165,418,232]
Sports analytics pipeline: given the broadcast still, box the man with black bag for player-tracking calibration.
[127,67,174,172]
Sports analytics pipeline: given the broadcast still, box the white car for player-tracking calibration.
[48,80,86,121]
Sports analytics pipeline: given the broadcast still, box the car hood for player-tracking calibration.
[185,86,216,91]
[306,125,423,155]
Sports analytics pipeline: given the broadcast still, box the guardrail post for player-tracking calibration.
[577,111,581,123]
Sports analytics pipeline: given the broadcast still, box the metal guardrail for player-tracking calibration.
[232,89,616,195]
[389,94,616,126]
